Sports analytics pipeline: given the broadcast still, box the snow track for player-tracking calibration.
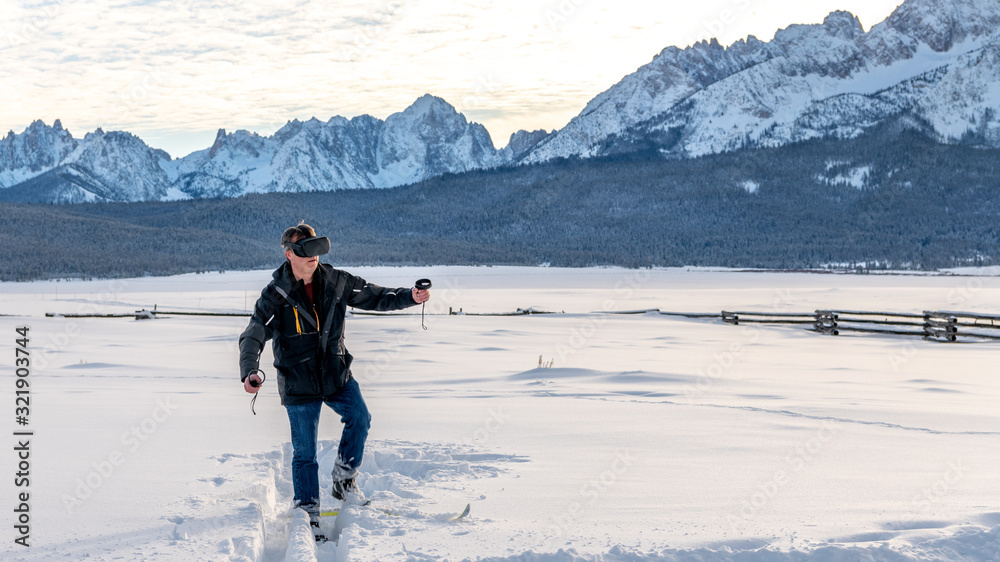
[172,438,1000,562]
[175,440,521,562]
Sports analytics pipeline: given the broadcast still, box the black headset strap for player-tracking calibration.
[272,285,318,330]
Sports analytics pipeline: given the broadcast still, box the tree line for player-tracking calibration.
[2,120,999,281]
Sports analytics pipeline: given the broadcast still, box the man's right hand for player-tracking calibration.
[244,373,263,394]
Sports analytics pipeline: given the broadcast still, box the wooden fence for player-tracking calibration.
[40,305,1000,342]
[720,309,1000,342]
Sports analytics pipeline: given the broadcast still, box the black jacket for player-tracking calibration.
[239,262,418,405]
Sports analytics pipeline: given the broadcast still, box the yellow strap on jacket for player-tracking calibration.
[292,305,319,335]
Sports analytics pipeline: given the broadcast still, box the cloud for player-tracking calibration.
[1,0,906,156]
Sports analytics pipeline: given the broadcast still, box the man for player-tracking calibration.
[238,222,429,536]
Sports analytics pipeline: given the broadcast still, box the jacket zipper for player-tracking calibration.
[311,305,322,393]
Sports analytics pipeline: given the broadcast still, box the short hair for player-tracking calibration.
[281,221,316,249]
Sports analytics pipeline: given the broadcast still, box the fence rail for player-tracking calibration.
[39,304,1000,343]
[716,309,1000,342]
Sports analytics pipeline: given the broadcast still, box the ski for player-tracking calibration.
[447,503,471,521]
[321,502,470,521]
[321,498,373,517]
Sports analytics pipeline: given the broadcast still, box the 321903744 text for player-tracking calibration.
[14,326,32,548]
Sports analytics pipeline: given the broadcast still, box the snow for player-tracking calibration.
[914,44,1000,143]
[817,166,871,189]
[56,184,105,203]
[0,169,47,190]
[833,38,984,98]
[158,147,209,183]
[3,266,1000,561]
[670,34,1000,157]
[159,186,193,202]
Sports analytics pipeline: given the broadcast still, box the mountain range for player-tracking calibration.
[2,0,1000,203]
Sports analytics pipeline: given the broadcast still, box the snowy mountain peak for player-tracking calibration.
[273,119,307,144]
[504,129,552,160]
[373,94,498,187]
[157,94,501,198]
[401,95,458,125]
[523,23,777,163]
[822,11,865,40]
[60,129,172,201]
[388,95,480,140]
[406,93,454,116]
[327,115,350,128]
[772,10,863,52]
[208,128,227,157]
[26,119,51,132]
[887,0,1000,51]
[523,0,1000,163]
[0,119,78,188]
[203,128,273,161]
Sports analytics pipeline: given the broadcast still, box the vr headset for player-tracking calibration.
[284,236,331,258]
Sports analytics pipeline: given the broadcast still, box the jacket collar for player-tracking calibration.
[271,261,295,295]
[272,262,333,302]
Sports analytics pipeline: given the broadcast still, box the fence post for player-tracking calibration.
[923,312,958,342]
[814,310,839,335]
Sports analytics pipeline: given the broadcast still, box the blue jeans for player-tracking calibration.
[285,378,371,512]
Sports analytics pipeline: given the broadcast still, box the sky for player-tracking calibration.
[1,0,907,158]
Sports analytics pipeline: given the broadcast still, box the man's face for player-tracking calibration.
[285,237,320,281]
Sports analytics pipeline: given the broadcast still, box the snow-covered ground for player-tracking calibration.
[2,266,1000,561]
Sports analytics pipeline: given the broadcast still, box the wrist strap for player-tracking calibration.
[248,369,266,415]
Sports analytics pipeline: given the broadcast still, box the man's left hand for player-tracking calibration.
[412,287,430,304]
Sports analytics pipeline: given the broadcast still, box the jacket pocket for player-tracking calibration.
[275,333,321,396]
[321,352,354,393]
